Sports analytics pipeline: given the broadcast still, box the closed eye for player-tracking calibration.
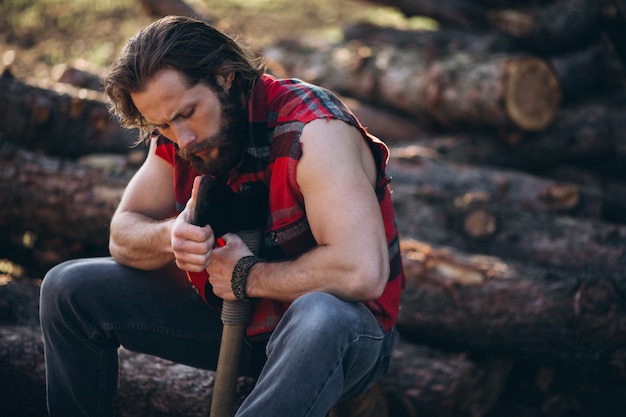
[181,107,194,119]
[150,106,194,134]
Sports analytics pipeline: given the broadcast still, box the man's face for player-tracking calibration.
[131,68,247,177]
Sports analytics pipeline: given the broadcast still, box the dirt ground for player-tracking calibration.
[0,0,406,81]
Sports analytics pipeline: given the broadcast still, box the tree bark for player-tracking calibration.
[393,186,626,272]
[0,73,138,158]
[397,239,626,380]
[386,153,604,218]
[3,139,622,272]
[382,340,512,417]
[340,96,425,142]
[398,101,616,170]
[0,276,41,326]
[549,40,615,101]
[0,324,509,417]
[0,326,48,417]
[0,140,127,268]
[264,40,561,132]
[0,325,222,417]
[344,22,618,104]
[487,0,601,52]
[343,22,517,55]
[5,136,617,271]
[600,0,626,68]
[545,165,626,225]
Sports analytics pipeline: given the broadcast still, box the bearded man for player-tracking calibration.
[40,16,405,417]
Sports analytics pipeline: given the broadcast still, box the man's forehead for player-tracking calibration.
[131,70,199,124]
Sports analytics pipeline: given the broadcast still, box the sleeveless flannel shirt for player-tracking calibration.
[155,74,405,336]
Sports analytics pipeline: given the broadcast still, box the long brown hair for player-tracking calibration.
[104,16,265,138]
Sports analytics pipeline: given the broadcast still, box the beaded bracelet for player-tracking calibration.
[231,255,263,302]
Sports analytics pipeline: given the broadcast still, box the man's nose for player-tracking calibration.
[174,124,196,149]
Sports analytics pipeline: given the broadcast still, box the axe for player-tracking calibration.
[190,175,267,417]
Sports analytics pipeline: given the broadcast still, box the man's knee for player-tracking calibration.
[286,292,359,332]
[40,259,106,323]
[273,292,374,352]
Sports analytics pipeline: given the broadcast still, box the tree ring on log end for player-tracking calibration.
[463,209,497,239]
[505,57,561,132]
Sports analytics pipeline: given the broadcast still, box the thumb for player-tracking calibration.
[188,175,205,225]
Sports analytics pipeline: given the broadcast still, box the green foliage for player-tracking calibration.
[0,0,144,70]
[0,0,410,76]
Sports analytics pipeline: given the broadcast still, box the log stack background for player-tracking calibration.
[1,0,625,416]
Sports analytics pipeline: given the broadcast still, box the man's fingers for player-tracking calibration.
[174,248,212,272]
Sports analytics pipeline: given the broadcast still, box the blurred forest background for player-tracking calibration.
[1,0,626,416]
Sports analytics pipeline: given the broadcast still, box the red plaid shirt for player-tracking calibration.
[155,74,405,336]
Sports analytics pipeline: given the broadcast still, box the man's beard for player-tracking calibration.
[178,89,248,177]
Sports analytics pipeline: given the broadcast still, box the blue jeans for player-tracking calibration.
[40,257,397,417]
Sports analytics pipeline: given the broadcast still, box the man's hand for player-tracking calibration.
[206,233,254,301]
[171,176,216,272]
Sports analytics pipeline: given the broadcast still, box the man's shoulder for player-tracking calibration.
[261,75,349,124]
[264,76,320,102]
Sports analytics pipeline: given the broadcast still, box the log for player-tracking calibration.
[339,96,425,142]
[344,22,618,103]
[396,101,616,170]
[388,157,626,272]
[0,73,139,158]
[386,153,604,218]
[3,139,621,273]
[600,0,626,68]
[382,340,512,417]
[6,137,617,271]
[392,185,626,272]
[264,40,561,132]
[585,91,626,182]
[487,359,626,417]
[0,275,41,327]
[116,348,220,417]
[397,239,626,379]
[53,62,105,91]
[487,0,601,52]
[343,22,517,55]
[549,41,615,101]
[0,140,127,268]
[0,326,48,417]
[0,324,509,417]
[597,179,626,224]
[545,165,626,225]
[0,325,222,417]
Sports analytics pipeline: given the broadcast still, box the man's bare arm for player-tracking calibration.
[109,139,214,271]
[211,119,389,302]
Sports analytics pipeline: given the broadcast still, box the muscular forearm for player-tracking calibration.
[244,244,389,303]
[109,211,176,270]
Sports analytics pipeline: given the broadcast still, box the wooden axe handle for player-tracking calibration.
[190,176,258,417]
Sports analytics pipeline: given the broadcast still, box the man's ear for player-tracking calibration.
[216,72,235,92]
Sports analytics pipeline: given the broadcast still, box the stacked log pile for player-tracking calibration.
[263,0,626,415]
[1,0,626,416]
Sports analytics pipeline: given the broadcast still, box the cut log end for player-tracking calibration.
[505,57,561,132]
[463,209,498,239]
